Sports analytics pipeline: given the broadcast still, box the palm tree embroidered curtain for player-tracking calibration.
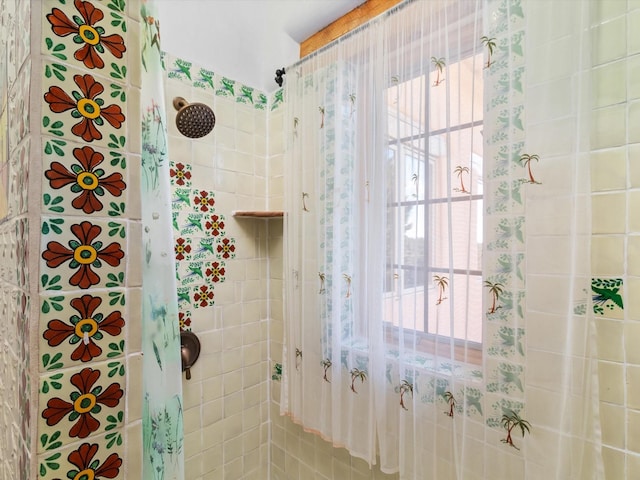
[282,0,602,478]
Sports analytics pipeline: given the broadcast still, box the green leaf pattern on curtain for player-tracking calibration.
[140,2,184,479]
[483,0,527,430]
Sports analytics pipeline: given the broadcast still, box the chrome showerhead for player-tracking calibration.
[173,97,215,138]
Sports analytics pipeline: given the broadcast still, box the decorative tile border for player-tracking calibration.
[39,291,126,370]
[41,0,127,73]
[37,1,132,477]
[38,436,124,480]
[271,88,284,111]
[42,141,128,217]
[42,62,127,150]
[592,277,624,319]
[163,52,270,110]
[39,218,126,291]
[38,362,125,452]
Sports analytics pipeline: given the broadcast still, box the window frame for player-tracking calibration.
[383,52,484,355]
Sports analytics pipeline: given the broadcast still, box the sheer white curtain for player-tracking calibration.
[521,0,601,477]
[281,21,382,462]
[281,0,601,478]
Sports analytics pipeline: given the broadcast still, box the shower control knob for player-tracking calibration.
[180,331,201,381]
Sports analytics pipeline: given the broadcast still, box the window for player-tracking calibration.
[384,53,484,350]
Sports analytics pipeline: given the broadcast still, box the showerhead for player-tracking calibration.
[173,97,215,138]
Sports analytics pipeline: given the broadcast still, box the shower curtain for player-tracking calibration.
[281,0,601,478]
[140,2,184,479]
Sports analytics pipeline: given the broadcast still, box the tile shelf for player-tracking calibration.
[232,211,284,218]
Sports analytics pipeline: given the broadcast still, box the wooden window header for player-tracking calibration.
[300,0,404,58]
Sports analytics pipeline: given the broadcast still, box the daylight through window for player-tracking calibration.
[384,52,484,349]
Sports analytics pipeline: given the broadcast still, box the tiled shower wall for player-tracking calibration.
[36,0,143,478]
[589,2,640,478]
[3,2,638,480]
[0,0,32,478]
[163,53,273,480]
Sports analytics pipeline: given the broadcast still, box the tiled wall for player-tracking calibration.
[163,53,273,480]
[6,1,638,479]
[589,2,640,478]
[36,0,142,478]
[0,0,32,478]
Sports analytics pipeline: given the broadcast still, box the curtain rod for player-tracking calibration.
[275,0,417,85]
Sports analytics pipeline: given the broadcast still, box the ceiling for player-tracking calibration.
[156,0,366,93]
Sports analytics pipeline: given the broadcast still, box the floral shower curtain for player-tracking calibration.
[281,0,601,478]
[140,2,184,479]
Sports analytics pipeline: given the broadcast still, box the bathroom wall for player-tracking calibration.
[35,0,143,478]
[162,53,274,480]
[589,2,640,478]
[6,1,638,479]
[0,0,32,478]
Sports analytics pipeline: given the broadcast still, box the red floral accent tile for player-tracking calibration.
[205,261,225,283]
[46,0,126,70]
[192,190,215,212]
[41,220,125,289]
[44,73,125,142]
[45,145,126,214]
[216,238,236,259]
[65,442,122,478]
[43,294,124,363]
[174,237,192,261]
[178,311,192,332]
[169,161,192,188]
[41,367,123,439]
[204,214,225,237]
[193,285,214,308]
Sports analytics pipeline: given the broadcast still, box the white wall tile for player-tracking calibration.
[592,17,627,66]
[592,60,627,108]
[592,192,627,234]
[591,105,627,149]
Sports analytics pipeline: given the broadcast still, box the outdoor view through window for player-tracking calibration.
[385,52,484,350]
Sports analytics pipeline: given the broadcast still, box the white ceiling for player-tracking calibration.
[156,0,366,93]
